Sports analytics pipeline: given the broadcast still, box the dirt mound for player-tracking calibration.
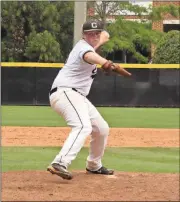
[2,171,179,201]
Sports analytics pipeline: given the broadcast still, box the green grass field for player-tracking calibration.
[1,106,179,173]
[2,147,179,173]
[1,105,180,128]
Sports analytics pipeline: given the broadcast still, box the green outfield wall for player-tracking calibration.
[1,63,179,107]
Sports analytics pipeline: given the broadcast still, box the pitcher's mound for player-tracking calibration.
[2,170,179,201]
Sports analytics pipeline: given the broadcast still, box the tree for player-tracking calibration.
[24,31,62,62]
[1,1,27,61]
[1,1,74,62]
[102,17,163,63]
[152,30,180,64]
[87,1,179,24]
[55,1,74,60]
[87,1,179,63]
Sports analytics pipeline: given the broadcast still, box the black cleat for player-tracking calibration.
[86,166,114,175]
[47,163,73,180]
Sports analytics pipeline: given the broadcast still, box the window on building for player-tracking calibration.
[163,24,180,32]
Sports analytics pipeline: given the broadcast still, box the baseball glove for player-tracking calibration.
[102,60,132,77]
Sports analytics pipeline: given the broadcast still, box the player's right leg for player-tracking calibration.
[47,88,92,179]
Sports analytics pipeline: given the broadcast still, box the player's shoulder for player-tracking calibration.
[76,39,94,50]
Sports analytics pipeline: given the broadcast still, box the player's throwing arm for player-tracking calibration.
[88,30,132,77]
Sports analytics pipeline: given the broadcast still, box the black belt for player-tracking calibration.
[49,87,84,96]
[49,87,58,96]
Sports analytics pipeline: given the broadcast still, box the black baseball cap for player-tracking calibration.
[82,20,104,32]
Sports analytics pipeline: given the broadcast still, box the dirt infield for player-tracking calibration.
[2,126,180,201]
[2,126,179,147]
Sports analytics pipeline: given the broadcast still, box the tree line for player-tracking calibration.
[1,1,179,63]
[1,1,74,62]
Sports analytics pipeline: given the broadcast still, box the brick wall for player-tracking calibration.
[152,1,179,56]
[152,1,179,32]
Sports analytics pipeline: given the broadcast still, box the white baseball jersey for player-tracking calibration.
[51,39,97,96]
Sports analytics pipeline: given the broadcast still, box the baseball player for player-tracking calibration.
[47,19,131,180]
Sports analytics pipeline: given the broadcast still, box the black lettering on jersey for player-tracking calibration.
[91,67,97,79]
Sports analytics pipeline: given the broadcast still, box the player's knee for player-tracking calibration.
[99,121,109,136]
[82,124,93,135]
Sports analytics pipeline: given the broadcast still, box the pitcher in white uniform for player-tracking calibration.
[47,19,114,180]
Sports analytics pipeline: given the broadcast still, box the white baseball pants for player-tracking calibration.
[49,87,109,171]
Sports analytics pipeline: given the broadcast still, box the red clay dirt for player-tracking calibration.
[2,126,179,147]
[1,126,180,201]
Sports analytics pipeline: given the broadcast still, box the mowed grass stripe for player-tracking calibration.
[2,147,179,173]
[1,106,179,128]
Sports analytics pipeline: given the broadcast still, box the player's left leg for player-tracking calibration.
[85,98,114,175]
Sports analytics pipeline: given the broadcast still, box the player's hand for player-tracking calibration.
[99,31,110,45]
[101,60,132,77]
[94,31,110,51]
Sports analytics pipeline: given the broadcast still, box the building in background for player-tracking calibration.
[88,1,179,32]
[152,0,180,33]
[88,1,152,23]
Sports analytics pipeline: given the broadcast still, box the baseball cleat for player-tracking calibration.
[86,166,114,175]
[47,163,73,180]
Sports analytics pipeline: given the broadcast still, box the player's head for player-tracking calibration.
[82,19,104,32]
[82,19,104,47]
